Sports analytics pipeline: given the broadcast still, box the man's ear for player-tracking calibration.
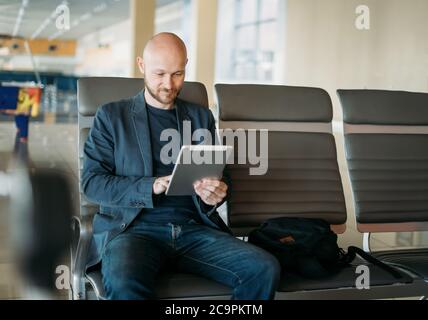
[137,57,145,76]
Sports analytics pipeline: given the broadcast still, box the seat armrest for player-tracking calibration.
[71,205,97,299]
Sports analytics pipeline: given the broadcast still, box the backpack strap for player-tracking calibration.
[346,246,404,280]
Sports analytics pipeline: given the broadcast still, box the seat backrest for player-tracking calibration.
[77,77,209,214]
[337,89,428,233]
[215,84,347,236]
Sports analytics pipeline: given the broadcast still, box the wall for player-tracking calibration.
[75,19,132,77]
[284,0,428,121]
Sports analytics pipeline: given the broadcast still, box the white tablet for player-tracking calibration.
[165,145,233,196]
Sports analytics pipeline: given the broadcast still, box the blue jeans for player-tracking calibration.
[101,220,281,300]
[15,114,29,138]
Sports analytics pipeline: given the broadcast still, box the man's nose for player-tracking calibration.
[163,75,173,89]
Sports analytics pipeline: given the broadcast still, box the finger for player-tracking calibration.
[154,183,167,194]
[161,175,172,182]
[197,190,216,205]
[157,180,169,188]
[196,190,217,205]
[194,182,204,193]
[204,179,228,191]
[202,179,221,187]
[204,193,222,205]
[195,185,224,205]
[203,199,216,206]
[198,189,215,203]
[201,189,222,204]
[194,185,205,198]
[194,184,201,193]
[200,184,216,193]
[199,185,226,198]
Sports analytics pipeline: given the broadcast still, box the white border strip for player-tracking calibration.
[357,221,428,233]
[344,123,428,134]
[220,121,332,133]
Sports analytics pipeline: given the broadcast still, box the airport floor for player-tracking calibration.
[0,120,427,300]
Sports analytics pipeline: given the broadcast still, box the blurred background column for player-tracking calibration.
[130,0,156,77]
[190,0,218,107]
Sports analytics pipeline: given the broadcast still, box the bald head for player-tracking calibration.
[143,32,187,62]
[137,33,188,109]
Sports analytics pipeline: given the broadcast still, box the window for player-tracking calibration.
[155,0,191,39]
[216,0,281,83]
[155,0,194,77]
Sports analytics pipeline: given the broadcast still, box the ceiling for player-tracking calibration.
[0,0,131,40]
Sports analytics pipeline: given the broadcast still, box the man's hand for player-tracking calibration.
[153,175,171,195]
[193,178,228,206]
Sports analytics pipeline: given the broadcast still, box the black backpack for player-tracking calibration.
[248,217,403,279]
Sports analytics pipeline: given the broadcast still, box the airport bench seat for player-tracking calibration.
[86,253,420,300]
[74,78,427,300]
[337,89,428,290]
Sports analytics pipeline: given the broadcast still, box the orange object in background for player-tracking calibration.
[16,87,42,117]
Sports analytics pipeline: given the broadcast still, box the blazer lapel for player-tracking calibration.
[131,90,153,176]
[176,98,192,147]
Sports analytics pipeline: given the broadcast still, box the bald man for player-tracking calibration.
[82,33,280,300]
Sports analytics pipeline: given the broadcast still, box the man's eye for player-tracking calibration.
[174,73,183,76]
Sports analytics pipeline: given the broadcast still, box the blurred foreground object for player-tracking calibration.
[0,171,11,196]
[9,164,73,299]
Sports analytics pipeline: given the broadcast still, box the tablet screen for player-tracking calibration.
[165,145,233,196]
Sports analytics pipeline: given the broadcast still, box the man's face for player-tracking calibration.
[139,50,187,106]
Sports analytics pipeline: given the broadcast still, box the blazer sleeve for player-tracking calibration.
[81,105,155,209]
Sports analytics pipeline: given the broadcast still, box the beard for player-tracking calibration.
[145,83,180,106]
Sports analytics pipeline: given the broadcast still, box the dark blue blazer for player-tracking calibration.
[82,90,231,270]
